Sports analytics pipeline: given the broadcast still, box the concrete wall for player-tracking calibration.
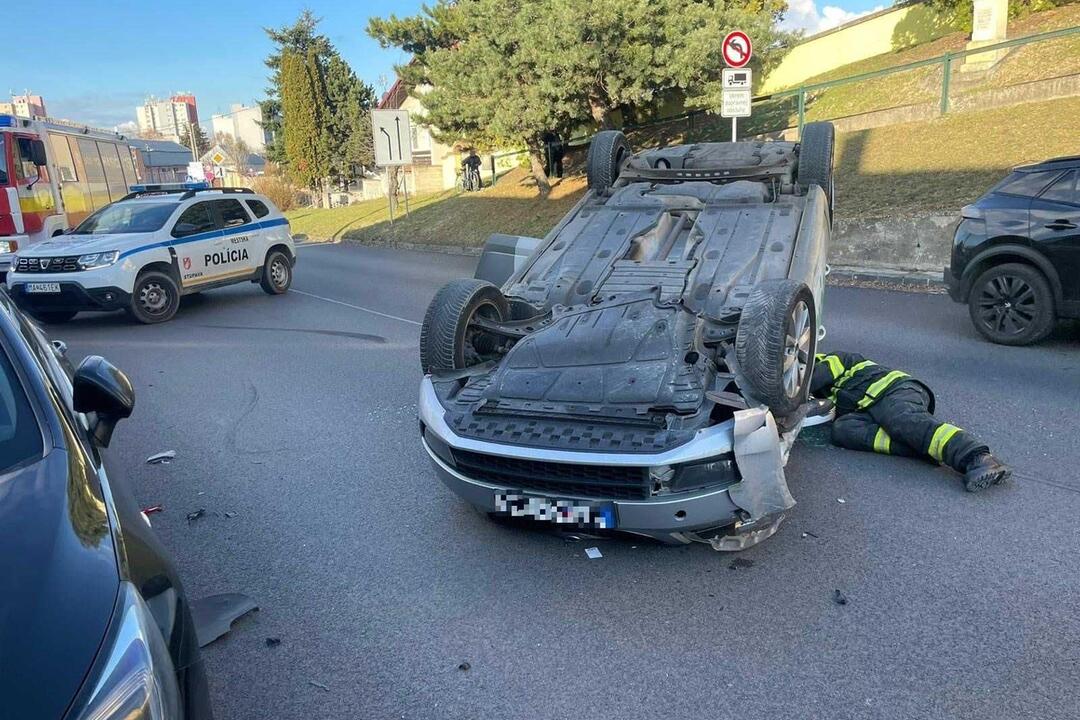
[763,2,959,93]
[832,213,956,273]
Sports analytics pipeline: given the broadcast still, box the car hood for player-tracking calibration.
[0,449,119,720]
[18,233,140,256]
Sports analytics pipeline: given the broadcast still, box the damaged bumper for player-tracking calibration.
[419,378,797,547]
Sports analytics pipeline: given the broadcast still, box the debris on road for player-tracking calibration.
[837,498,846,504]
[833,589,849,606]
[224,511,238,519]
[146,450,176,465]
[458,662,471,672]
[585,547,603,559]
[728,557,755,570]
[802,531,819,539]
[265,637,281,648]
[142,505,164,516]
[190,593,259,647]
[309,681,330,692]
[186,509,206,524]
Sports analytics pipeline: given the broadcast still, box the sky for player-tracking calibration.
[4,0,889,133]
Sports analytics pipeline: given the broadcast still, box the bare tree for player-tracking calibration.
[214,132,253,175]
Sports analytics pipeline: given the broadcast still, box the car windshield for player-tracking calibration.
[0,135,7,186]
[73,202,177,235]
[0,343,44,474]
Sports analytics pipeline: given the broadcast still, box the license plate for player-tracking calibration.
[26,283,61,294]
[494,493,616,529]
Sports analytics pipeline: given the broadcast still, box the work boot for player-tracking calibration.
[962,452,1012,493]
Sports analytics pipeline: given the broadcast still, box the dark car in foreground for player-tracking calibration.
[945,155,1080,345]
[0,288,212,719]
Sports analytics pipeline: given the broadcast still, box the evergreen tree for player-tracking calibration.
[281,48,330,199]
[179,122,211,157]
[324,53,378,183]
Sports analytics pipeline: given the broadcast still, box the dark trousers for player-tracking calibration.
[831,383,986,472]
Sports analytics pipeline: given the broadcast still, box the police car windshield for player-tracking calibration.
[73,202,177,235]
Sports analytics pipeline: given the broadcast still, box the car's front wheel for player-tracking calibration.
[420,279,510,373]
[968,262,1055,345]
[260,250,292,295]
[128,271,180,324]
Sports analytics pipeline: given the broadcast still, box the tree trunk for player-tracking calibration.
[527,146,552,196]
[589,95,612,129]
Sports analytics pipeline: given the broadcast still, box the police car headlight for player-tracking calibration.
[78,251,120,270]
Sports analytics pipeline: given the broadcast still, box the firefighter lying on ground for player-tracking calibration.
[811,351,1012,492]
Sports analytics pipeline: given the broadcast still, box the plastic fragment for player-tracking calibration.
[833,589,848,605]
[146,450,176,465]
[224,511,238,519]
[142,505,164,515]
[309,681,330,692]
[265,637,281,648]
[585,547,602,559]
[458,662,471,672]
[837,498,846,504]
[186,508,206,524]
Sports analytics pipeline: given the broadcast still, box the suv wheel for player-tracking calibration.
[129,271,180,324]
[797,122,835,217]
[735,280,817,417]
[260,250,292,295]
[586,130,630,192]
[968,263,1055,345]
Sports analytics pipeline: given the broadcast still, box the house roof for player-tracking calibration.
[379,77,409,109]
[128,138,192,168]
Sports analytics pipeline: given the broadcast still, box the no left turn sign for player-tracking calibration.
[722,31,752,68]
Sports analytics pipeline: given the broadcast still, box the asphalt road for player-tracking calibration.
[56,243,1080,720]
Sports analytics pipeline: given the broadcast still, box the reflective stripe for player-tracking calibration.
[928,423,961,462]
[816,353,845,380]
[829,360,876,401]
[873,427,892,454]
[857,370,910,409]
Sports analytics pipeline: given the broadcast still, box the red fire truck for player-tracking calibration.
[1,113,141,274]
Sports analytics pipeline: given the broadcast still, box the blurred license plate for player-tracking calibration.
[494,493,616,529]
[26,283,61,294]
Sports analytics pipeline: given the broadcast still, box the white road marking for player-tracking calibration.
[291,288,421,326]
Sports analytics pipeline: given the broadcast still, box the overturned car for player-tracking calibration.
[418,124,835,550]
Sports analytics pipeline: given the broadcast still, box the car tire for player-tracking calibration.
[587,130,630,192]
[128,271,180,324]
[735,279,817,417]
[968,263,1055,346]
[797,122,835,217]
[260,250,292,295]
[420,279,510,373]
[31,310,77,324]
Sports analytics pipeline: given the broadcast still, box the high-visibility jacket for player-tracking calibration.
[810,351,935,415]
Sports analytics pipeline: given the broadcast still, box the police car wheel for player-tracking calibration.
[260,251,292,295]
[129,271,180,324]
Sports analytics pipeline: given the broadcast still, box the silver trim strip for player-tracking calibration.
[419,377,734,466]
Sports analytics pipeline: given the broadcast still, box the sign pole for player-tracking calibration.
[732,117,737,143]
[402,167,410,217]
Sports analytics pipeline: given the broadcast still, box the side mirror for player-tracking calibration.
[73,356,135,447]
[30,139,47,167]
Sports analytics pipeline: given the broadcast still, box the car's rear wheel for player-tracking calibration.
[968,263,1055,345]
[420,279,510,373]
[735,280,817,417]
[797,122,835,218]
[31,310,77,324]
[587,130,630,192]
[128,271,180,324]
[260,250,292,295]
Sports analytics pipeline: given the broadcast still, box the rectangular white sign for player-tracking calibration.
[371,109,413,166]
[721,89,752,118]
[722,68,752,90]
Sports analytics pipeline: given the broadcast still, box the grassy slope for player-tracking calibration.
[287,169,587,247]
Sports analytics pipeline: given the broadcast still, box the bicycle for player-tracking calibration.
[459,166,482,192]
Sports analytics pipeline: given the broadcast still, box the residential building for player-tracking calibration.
[210,104,269,153]
[0,93,47,118]
[136,94,199,143]
[128,138,195,183]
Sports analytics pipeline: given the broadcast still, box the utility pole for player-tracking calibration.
[187,121,199,161]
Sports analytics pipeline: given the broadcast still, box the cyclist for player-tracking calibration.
[461,150,482,191]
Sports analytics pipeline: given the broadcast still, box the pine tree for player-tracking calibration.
[281,48,330,199]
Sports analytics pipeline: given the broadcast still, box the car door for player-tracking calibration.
[209,198,258,281]
[1029,169,1080,306]
[170,201,220,288]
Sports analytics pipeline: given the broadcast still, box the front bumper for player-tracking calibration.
[419,378,797,545]
[944,264,964,303]
[7,279,130,313]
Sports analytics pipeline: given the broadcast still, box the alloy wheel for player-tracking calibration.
[783,300,812,398]
[975,274,1037,337]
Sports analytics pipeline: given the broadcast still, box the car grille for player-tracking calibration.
[451,449,651,500]
[14,256,81,273]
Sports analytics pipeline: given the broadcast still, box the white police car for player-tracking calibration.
[6,184,296,324]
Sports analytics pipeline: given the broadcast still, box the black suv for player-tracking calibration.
[945,156,1080,345]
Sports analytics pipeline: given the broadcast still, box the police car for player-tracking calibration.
[5,184,296,324]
